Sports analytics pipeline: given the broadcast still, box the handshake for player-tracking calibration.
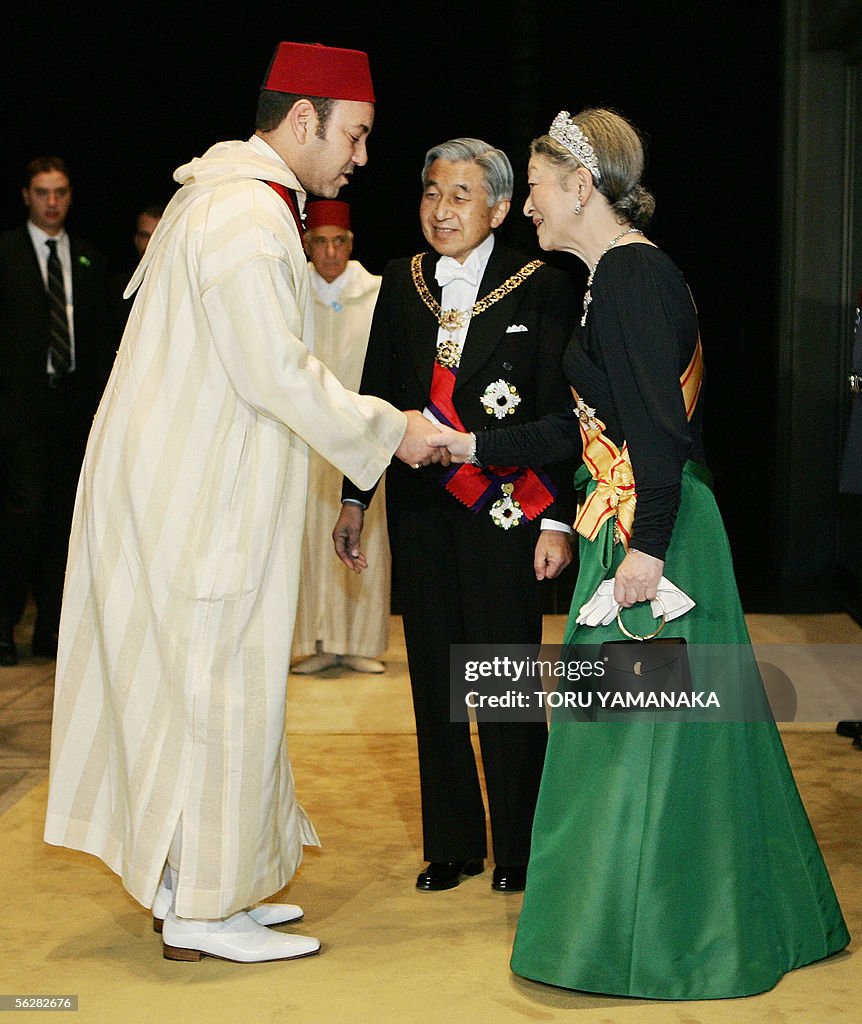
[334,413,476,576]
[394,410,475,468]
[338,412,573,583]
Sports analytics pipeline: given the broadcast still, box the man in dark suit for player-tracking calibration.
[0,156,114,665]
[335,138,577,892]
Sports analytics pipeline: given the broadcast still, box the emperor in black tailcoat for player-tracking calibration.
[343,235,577,880]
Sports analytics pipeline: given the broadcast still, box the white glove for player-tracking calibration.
[576,576,695,627]
[576,580,620,626]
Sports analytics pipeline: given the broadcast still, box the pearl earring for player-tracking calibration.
[574,200,582,215]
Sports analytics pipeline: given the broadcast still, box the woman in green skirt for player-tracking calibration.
[429,107,849,1000]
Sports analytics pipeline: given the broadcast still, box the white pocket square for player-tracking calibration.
[506,324,528,333]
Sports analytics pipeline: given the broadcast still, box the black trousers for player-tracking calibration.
[387,470,549,865]
[0,382,88,635]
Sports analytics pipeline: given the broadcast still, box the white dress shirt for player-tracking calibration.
[433,231,495,360]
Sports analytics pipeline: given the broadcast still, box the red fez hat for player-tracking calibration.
[263,42,375,103]
[305,200,352,232]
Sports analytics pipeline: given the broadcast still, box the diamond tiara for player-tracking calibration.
[548,111,601,183]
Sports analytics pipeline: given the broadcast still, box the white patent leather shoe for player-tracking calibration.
[152,877,303,933]
[162,910,320,963]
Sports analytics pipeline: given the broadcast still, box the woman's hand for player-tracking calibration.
[426,428,474,463]
[613,548,664,608]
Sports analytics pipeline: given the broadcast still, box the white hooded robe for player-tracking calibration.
[43,138,405,919]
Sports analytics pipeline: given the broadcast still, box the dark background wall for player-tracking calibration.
[0,1,801,608]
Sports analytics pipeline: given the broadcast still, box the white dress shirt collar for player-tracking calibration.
[28,221,69,262]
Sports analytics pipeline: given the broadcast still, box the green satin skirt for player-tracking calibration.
[510,462,850,999]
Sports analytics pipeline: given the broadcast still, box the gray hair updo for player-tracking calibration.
[532,107,655,230]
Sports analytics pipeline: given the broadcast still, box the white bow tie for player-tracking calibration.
[435,257,480,289]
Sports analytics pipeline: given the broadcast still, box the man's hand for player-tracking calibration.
[613,548,664,607]
[534,530,573,580]
[395,410,444,467]
[333,502,367,573]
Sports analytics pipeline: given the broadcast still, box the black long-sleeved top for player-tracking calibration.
[477,244,705,559]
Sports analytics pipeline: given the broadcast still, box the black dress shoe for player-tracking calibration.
[416,858,484,891]
[31,631,59,659]
[836,721,862,741]
[491,865,527,892]
[0,625,18,667]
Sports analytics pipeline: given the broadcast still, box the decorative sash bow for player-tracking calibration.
[573,338,703,548]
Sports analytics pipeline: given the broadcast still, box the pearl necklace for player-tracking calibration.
[580,227,642,326]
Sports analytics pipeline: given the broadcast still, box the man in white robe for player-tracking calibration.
[293,201,390,675]
[43,41,438,964]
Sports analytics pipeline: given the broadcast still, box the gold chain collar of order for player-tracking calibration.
[410,253,544,368]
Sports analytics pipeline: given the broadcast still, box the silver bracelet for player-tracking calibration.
[466,432,480,465]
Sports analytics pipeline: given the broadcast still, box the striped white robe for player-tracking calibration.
[292,262,391,660]
[43,137,405,919]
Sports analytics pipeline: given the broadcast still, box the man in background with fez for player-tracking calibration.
[292,199,391,676]
[335,138,577,894]
[43,41,440,965]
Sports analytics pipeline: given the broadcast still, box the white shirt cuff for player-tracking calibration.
[540,518,573,533]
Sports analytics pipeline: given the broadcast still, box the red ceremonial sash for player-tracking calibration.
[262,180,304,236]
[428,361,556,521]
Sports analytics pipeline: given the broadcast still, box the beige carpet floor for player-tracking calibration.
[0,615,859,1023]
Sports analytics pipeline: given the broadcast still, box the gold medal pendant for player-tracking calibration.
[436,309,469,368]
[439,308,468,332]
[436,337,461,369]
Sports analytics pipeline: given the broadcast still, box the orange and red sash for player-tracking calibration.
[573,338,703,548]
